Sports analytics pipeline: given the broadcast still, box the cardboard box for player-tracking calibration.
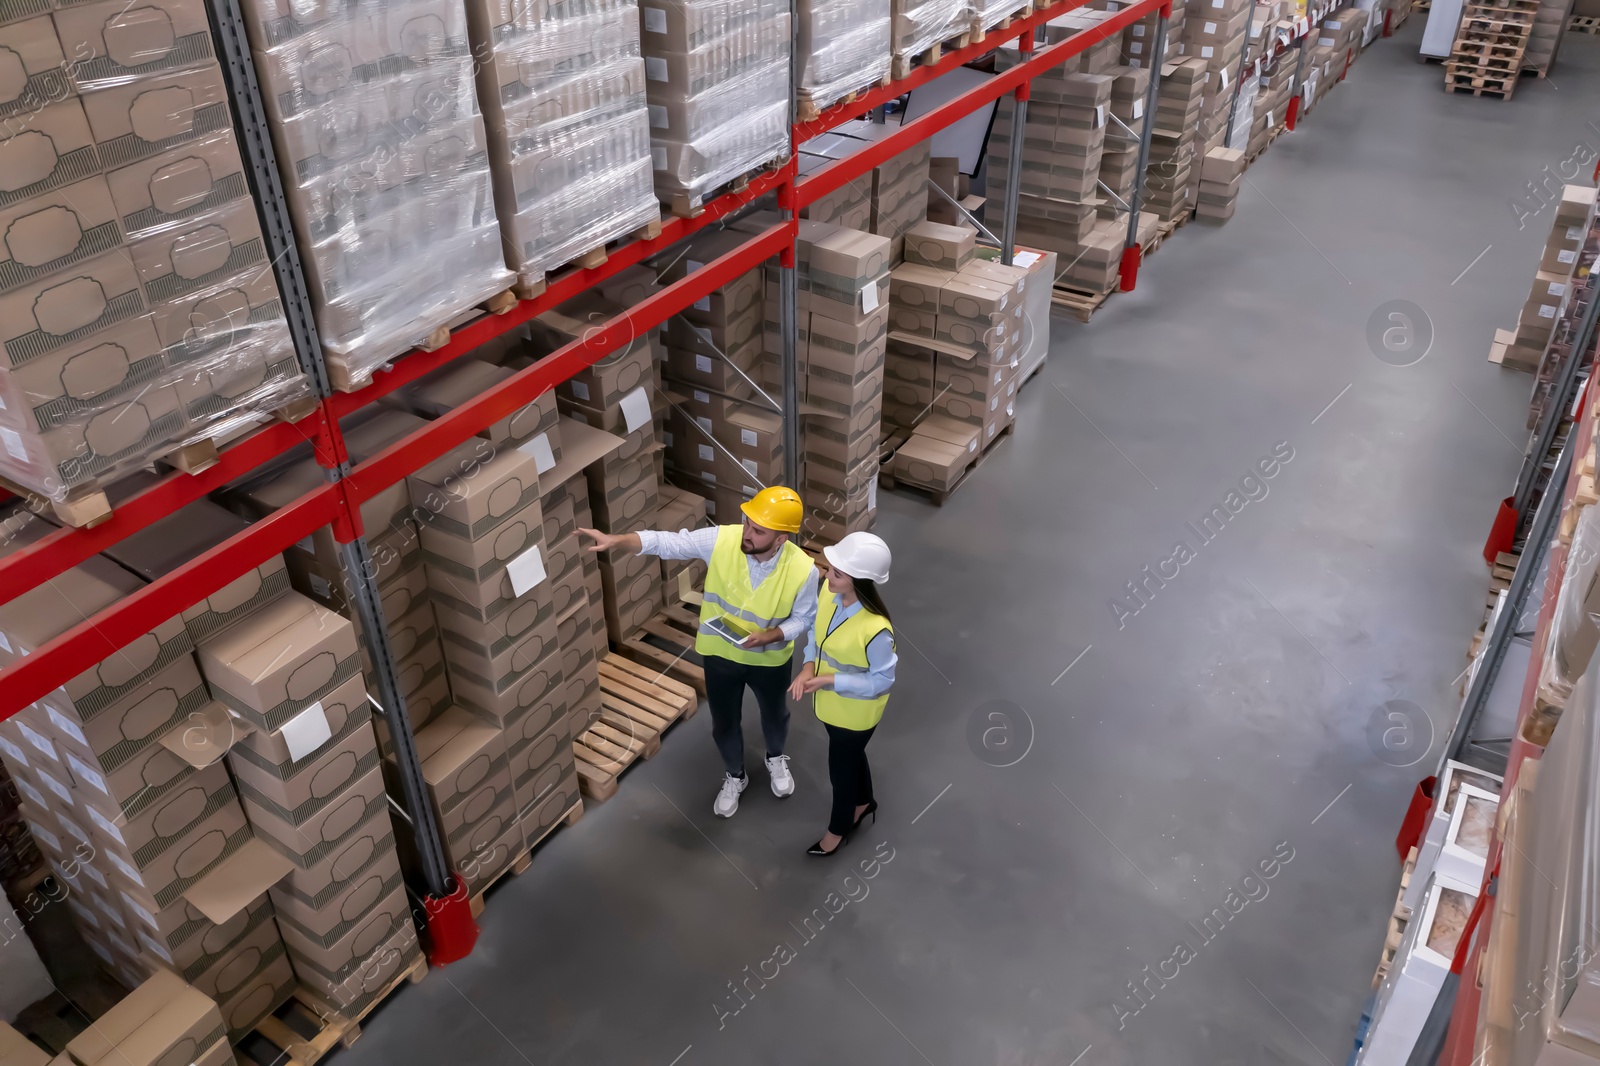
[267,804,400,915]
[65,970,226,1066]
[128,198,266,304]
[902,221,975,271]
[0,251,146,369]
[147,267,282,366]
[0,175,123,296]
[292,919,417,1018]
[198,594,362,732]
[407,440,541,543]
[433,580,557,666]
[0,99,99,212]
[102,130,250,238]
[54,0,216,88]
[36,656,209,782]
[419,496,546,594]
[439,604,558,694]
[79,64,229,170]
[242,763,385,869]
[227,674,374,825]
[91,764,251,911]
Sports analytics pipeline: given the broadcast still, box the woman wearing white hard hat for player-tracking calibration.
[787,532,897,856]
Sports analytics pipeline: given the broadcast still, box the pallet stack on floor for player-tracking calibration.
[1443,0,1539,98]
[0,1,312,524]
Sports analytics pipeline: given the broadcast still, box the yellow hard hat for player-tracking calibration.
[740,486,803,534]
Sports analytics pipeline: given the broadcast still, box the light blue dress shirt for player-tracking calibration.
[803,595,897,700]
[636,526,819,643]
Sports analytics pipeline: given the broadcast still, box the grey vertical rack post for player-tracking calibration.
[781,0,803,491]
[1001,27,1033,266]
[1511,286,1600,524]
[1225,22,1254,145]
[204,0,456,900]
[1124,10,1170,262]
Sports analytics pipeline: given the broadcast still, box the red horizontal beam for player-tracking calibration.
[326,161,797,421]
[795,0,1165,208]
[342,220,796,505]
[793,0,1094,142]
[0,483,342,720]
[0,413,331,610]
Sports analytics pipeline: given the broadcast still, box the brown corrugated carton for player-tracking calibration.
[197,593,361,732]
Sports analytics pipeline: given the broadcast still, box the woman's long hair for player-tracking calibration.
[852,577,891,623]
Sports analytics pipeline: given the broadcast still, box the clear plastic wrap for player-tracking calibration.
[969,0,1031,30]
[797,0,891,114]
[1546,506,1600,708]
[890,0,968,67]
[638,0,791,211]
[0,6,311,504]
[468,0,659,292]
[242,0,513,387]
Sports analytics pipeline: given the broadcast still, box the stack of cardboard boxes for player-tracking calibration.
[1491,185,1598,376]
[63,972,232,1066]
[926,157,985,228]
[0,510,307,1038]
[823,120,933,263]
[1303,8,1363,111]
[238,0,511,388]
[1100,67,1151,221]
[0,2,309,504]
[639,0,791,216]
[789,221,892,543]
[1180,0,1249,78]
[1146,58,1208,223]
[797,0,892,115]
[1197,147,1245,221]
[466,0,658,295]
[1247,55,1296,159]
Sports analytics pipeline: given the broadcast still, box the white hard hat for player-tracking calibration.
[823,532,891,584]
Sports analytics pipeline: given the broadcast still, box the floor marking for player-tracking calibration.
[1451,243,1492,285]
[1311,383,1352,425]
[1311,783,1352,825]
[1051,645,1093,685]
[912,783,952,824]
[668,1045,692,1066]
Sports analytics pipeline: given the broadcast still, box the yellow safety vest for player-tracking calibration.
[695,525,815,666]
[812,591,893,730]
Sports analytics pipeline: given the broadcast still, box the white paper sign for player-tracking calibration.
[86,804,123,845]
[281,701,332,763]
[620,386,652,433]
[695,354,712,373]
[698,444,715,462]
[14,778,45,810]
[868,479,878,511]
[862,283,879,312]
[507,546,547,597]
[519,432,556,474]
[1095,104,1106,128]
[1549,282,1567,297]
[644,56,667,81]
[66,751,107,796]
[1201,45,1215,57]
[1132,99,1144,119]
[45,706,85,745]
[643,6,666,32]
[648,104,666,129]
[1539,305,1557,319]
[0,428,24,461]
[740,429,759,446]
[1014,251,1041,268]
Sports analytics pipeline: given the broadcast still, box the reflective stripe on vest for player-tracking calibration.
[694,525,814,666]
[812,590,893,731]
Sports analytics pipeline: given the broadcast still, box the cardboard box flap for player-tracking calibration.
[541,417,627,487]
[181,836,294,924]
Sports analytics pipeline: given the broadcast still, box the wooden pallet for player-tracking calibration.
[797,75,895,123]
[878,421,1015,505]
[1444,68,1520,96]
[1050,282,1114,323]
[1572,13,1600,30]
[572,651,699,803]
[616,604,708,696]
[252,956,427,1066]
[512,218,665,300]
[1372,848,1417,989]
[970,0,1034,41]
[892,27,975,79]
[416,289,519,353]
[467,799,583,918]
[667,161,783,220]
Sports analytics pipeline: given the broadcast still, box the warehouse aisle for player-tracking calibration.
[331,30,1600,1066]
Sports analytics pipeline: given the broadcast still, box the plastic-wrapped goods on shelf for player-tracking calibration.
[890,0,968,76]
[240,0,513,390]
[797,0,892,117]
[638,0,792,217]
[467,0,660,295]
[0,4,311,509]
[969,0,1032,33]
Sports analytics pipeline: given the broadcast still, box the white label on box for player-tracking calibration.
[663,430,674,448]
[1266,110,1274,126]
[693,389,710,403]
[1129,40,1143,52]
[698,444,715,462]
[1132,99,1144,119]
[122,894,155,928]
[81,861,105,889]
[570,380,590,401]
[41,768,70,805]
[620,387,652,433]
[86,804,122,844]
[1539,304,1557,319]
[507,546,547,597]
[741,459,758,477]
[648,104,666,129]
[1129,57,1141,68]
[17,722,52,760]
[45,706,86,746]
[281,701,332,763]
[1560,250,1577,264]
[31,825,60,854]
[1568,226,1584,240]
[644,56,667,81]
[740,428,759,447]
[688,260,703,272]
[1014,251,1042,268]
[652,147,666,171]
[15,778,44,810]
[1548,282,1567,297]
[696,416,712,434]
[695,354,712,373]
[0,428,25,462]
[0,735,25,766]
[1204,19,1218,31]
[700,472,717,486]
[138,930,172,964]
[1132,22,1145,34]
[1220,67,1231,90]
[694,295,710,311]
[519,433,556,474]
[75,904,100,930]
[1105,1,1117,9]
[66,752,107,796]
[0,630,10,653]
[310,574,331,598]
[862,283,879,312]
[868,479,878,510]
[1318,35,1335,45]
[1095,104,1106,128]
[107,851,140,885]
[644,6,667,33]
[1201,45,1214,56]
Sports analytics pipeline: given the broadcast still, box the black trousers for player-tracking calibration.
[703,654,793,776]
[825,723,876,836]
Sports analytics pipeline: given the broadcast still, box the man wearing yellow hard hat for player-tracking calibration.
[577,486,818,818]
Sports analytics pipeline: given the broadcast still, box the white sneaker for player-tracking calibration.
[766,755,795,798]
[714,773,747,818]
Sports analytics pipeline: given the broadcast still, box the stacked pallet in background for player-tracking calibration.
[639,0,791,217]
[891,0,970,78]
[1197,147,1245,221]
[1100,66,1150,220]
[1490,186,1598,375]
[1180,0,1249,180]
[0,510,308,1037]
[1523,0,1573,72]
[466,0,660,297]
[797,0,893,119]
[790,222,892,543]
[1146,58,1207,224]
[1444,0,1537,99]
[238,0,512,389]
[0,3,310,519]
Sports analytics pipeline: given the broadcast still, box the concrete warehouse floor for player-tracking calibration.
[330,26,1600,1066]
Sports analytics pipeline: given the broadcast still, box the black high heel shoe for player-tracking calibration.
[852,800,878,829]
[807,829,851,856]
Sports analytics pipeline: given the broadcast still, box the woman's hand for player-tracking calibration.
[787,664,832,701]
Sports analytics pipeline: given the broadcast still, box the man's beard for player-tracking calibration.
[741,539,758,555]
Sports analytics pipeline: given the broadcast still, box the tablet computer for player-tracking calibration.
[703,616,755,645]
